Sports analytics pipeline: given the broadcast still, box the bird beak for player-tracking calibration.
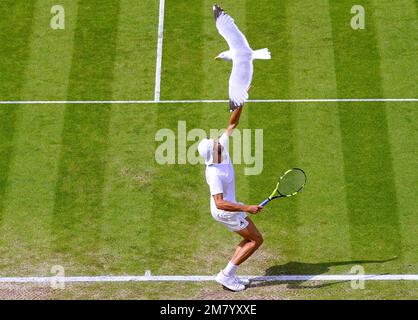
[214,56,220,60]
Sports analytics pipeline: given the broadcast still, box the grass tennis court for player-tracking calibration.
[0,0,417,299]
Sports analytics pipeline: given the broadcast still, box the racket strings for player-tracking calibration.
[278,169,306,196]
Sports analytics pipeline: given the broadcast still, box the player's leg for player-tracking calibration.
[215,216,263,291]
[231,217,263,265]
[216,217,262,290]
[232,239,251,261]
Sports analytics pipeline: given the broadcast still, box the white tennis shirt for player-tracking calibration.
[205,133,236,214]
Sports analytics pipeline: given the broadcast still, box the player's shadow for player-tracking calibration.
[248,257,398,289]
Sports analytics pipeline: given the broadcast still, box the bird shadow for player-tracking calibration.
[248,257,398,289]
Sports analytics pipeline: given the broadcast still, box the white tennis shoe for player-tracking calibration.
[215,271,246,292]
[235,276,250,286]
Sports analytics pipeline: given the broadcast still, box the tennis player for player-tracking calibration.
[198,105,263,292]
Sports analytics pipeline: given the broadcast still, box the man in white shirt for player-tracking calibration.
[198,105,263,292]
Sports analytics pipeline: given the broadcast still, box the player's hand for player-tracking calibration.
[246,205,263,214]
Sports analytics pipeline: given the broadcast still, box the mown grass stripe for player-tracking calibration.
[111,0,159,100]
[18,0,77,101]
[246,0,290,99]
[159,0,205,100]
[149,0,205,273]
[52,1,120,272]
[0,2,36,225]
[101,104,156,274]
[0,107,16,225]
[0,2,36,100]
[0,0,77,276]
[372,0,418,273]
[246,0,300,265]
[329,1,402,260]
[287,0,351,264]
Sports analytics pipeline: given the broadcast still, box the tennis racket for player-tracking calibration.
[259,168,307,207]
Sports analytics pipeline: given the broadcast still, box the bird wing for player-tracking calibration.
[229,55,253,108]
[213,5,251,52]
[213,5,253,108]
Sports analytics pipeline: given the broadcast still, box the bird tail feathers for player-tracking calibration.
[252,48,271,60]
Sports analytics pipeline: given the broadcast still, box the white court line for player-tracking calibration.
[0,98,417,105]
[0,274,417,283]
[154,0,165,102]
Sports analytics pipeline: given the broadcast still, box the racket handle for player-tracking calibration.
[259,198,270,207]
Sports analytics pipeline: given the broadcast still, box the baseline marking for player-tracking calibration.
[0,98,417,105]
[154,0,165,102]
[0,274,417,283]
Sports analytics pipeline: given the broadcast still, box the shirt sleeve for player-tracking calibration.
[208,174,223,196]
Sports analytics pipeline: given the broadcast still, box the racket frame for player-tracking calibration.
[259,168,306,207]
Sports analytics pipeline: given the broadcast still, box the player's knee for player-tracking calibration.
[253,233,263,248]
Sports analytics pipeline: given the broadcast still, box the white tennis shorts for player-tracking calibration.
[211,210,249,232]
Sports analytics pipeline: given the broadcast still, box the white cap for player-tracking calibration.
[198,138,214,165]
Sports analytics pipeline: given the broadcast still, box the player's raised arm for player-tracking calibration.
[226,104,244,136]
[226,86,250,136]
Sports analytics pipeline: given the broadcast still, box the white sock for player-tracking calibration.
[222,261,238,277]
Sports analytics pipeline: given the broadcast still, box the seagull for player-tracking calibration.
[213,4,271,111]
